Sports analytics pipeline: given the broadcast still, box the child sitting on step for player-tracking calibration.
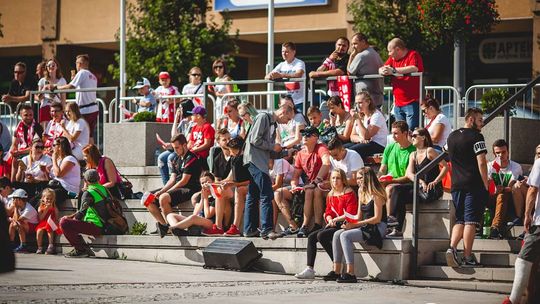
[166,172,216,236]
[35,188,61,254]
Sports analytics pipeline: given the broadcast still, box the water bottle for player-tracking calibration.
[482,208,492,239]
[154,148,161,166]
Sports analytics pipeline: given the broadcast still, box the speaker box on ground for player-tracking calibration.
[202,238,262,271]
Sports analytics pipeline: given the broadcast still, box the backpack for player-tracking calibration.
[291,190,305,226]
[93,187,129,235]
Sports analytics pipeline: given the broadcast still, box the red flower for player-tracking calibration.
[465,15,471,24]
[450,0,455,3]
[467,0,473,5]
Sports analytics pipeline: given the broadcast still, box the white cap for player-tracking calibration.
[132,77,151,89]
[9,189,28,199]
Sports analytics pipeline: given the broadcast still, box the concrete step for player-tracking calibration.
[417,265,514,282]
[434,251,518,267]
[405,279,512,294]
[456,239,522,253]
[56,235,413,281]
[117,166,163,193]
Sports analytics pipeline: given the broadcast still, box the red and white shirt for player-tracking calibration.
[154,85,180,123]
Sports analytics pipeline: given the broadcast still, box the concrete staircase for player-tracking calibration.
[54,166,521,293]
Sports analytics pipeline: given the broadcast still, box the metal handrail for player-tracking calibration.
[410,150,448,278]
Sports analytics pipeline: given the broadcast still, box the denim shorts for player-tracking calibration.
[451,188,488,226]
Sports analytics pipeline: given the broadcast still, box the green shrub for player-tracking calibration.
[481,89,513,116]
[133,111,156,122]
[130,221,147,235]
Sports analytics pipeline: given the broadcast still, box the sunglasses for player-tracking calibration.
[213,66,224,69]
[190,73,201,77]
[14,70,25,74]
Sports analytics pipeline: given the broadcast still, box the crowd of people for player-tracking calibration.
[2,34,539,297]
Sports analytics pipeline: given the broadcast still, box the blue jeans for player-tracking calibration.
[244,163,274,234]
[157,150,177,185]
[393,102,419,130]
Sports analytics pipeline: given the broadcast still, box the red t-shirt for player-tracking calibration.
[324,191,358,223]
[385,50,424,107]
[294,143,329,183]
[189,122,215,158]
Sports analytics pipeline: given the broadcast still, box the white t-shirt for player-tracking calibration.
[54,155,81,194]
[182,83,204,107]
[528,158,540,226]
[66,119,90,160]
[70,69,98,114]
[330,149,364,179]
[272,58,306,105]
[155,85,181,121]
[355,110,388,147]
[19,202,39,224]
[488,159,523,186]
[426,113,452,148]
[38,77,67,107]
[22,154,53,181]
[278,113,306,147]
[1,196,12,209]
[270,158,296,186]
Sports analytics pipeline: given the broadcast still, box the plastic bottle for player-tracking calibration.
[482,208,492,239]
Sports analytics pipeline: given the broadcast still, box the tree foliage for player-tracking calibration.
[348,0,499,58]
[348,0,427,58]
[418,0,500,46]
[108,0,238,86]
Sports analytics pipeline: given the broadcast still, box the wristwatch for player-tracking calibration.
[392,67,397,74]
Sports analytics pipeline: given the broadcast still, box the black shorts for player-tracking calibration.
[519,225,540,263]
[151,188,194,207]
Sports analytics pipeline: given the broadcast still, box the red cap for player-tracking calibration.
[159,72,170,79]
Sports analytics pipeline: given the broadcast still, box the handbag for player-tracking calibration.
[361,224,383,249]
[320,126,338,145]
[418,183,443,203]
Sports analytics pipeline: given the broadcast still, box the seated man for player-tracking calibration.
[0,177,15,218]
[43,102,65,152]
[327,138,364,188]
[378,121,415,237]
[146,134,203,237]
[59,169,110,258]
[10,104,44,160]
[8,189,39,253]
[274,126,330,238]
[487,139,523,239]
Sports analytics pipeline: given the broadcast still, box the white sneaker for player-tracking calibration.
[294,267,315,279]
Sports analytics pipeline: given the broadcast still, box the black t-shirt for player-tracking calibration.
[231,155,251,183]
[334,54,349,73]
[447,128,487,191]
[211,147,232,180]
[171,150,202,192]
[8,80,31,97]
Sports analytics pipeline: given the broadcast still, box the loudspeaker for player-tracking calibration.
[202,238,262,271]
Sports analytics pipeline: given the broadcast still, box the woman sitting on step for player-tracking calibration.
[327,167,387,283]
[49,136,81,203]
[294,168,358,280]
[83,144,123,200]
[12,138,52,202]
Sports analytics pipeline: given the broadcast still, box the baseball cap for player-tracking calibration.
[159,72,170,79]
[132,77,151,89]
[300,126,320,137]
[9,189,28,199]
[187,106,207,116]
[180,99,195,117]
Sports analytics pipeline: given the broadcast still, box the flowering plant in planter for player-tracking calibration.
[418,0,499,45]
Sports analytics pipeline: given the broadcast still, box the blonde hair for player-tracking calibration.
[40,188,57,209]
[358,167,386,204]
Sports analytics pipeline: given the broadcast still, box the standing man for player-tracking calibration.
[266,42,306,112]
[243,104,295,240]
[309,37,350,97]
[446,108,488,267]
[503,154,540,304]
[48,54,98,142]
[379,38,424,130]
[347,33,384,107]
[2,62,31,106]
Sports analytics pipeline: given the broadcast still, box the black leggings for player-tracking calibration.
[306,227,339,267]
[390,184,413,232]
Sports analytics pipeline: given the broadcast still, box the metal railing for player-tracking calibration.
[108,94,213,123]
[464,83,540,119]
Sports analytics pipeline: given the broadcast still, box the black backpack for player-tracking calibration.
[93,188,129,235]
[291,190,305,226]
